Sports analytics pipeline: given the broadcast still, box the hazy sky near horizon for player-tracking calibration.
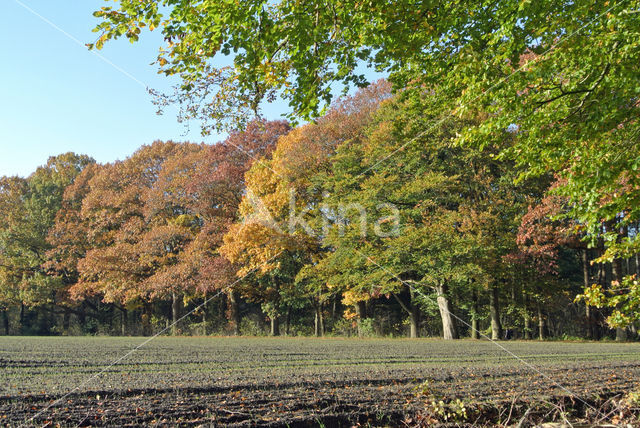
[1,1,383,178]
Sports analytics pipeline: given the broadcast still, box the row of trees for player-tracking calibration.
[2,0,638,338]
[85,0,640,337]
[1,80,638,339]
[0,121,289,335]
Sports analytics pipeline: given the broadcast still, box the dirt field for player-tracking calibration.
[1,337,639,426]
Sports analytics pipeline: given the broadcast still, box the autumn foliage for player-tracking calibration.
[1,83,638,339]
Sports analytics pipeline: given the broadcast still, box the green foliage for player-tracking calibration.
[357,318,376,338]
[0,153,94,309]
[577,275,640,328]
[239,317,267,337]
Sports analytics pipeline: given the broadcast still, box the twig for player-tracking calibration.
[504,391,523,426]
[515,407,532,428]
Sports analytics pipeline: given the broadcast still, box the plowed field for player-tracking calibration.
[1,337,639,426]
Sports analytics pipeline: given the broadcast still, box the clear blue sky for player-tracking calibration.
[1,1,384,178]
[1,0,211,177]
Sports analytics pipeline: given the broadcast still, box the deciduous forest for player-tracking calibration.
[3,0,640,341]
[1,77,638,341]
[3,1,640,426]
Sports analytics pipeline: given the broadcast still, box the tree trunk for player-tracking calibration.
[537,301,545,340]
[409,304,419,339]
[76,304,86,333]
[63,308,71,336]
[121,307,127,336]
[285,306,291,336]
[612,256,623,285]
[489,285,502,340]
[48,301,56,335]
[612,247,628,342]
[509,285,517,337]
[392,290,420,338]
[270,316,280,336]
[142,303,152,336]
[171,291,182,336]
[524,312,531,340]
[355,301,367,337]
[628,323,638,340]
[228,290,241,335]
[1,309,8,335]
[582,249,594,340]
[436,283,458,340]
[332,295,337,321]
[201,294,207,327]
[471,289,479,339]
[523,294,531,340]
[19,303,25,335]
[597,261,605,285]
[314,303,325,337]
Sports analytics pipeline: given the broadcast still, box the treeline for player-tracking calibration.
[0,81,638,339]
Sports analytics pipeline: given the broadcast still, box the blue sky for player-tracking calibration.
[1,1,381,178]
[1,0,213,177]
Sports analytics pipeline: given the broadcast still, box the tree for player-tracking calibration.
[220,82,390,335]
[44,163,102,333]
[0,154,94,334]
[0,176,29,333]
[506,186,577,340]
[46,164,101,286]
[91,1,640,321]
[314,86,531,340]
[89,1,397,128]
[218,153,313,336]
[319,95,468,338]
[579,275,640,330]
[138,144,210,334]
[185,120,290,334]
[73,142,203,335]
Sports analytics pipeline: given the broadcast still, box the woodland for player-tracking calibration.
[1,0,639,341]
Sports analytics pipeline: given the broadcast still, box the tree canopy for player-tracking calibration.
[88,0,640,329]
[1,82,637,338]
[90,0,639,242]
[2,0,639,336]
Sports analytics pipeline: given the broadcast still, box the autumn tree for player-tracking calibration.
[313,93,469,339]
[219,152,314,336]
[185,120,290,334]
[506,187,578,340]
[44,163,102,333]
[0,176,28,334]
[40,123,287,336]
[137,146,206,335]
[0,153,94,333]
[74,142,203,334]
[220,82,390,335]
[313,87,529,340]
